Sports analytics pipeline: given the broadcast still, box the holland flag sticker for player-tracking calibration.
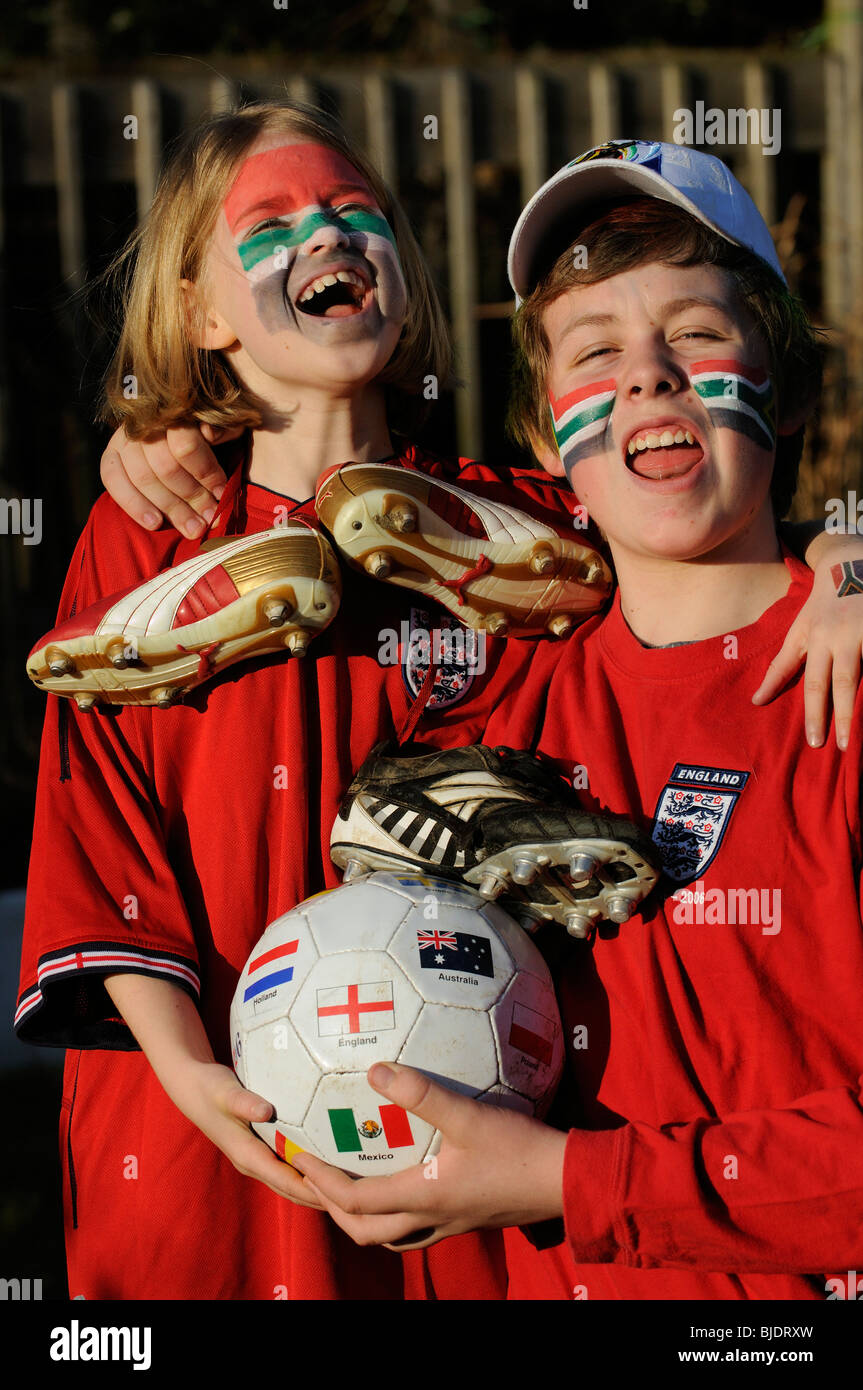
[243,938,299,1002]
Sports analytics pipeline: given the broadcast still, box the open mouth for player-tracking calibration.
[625,426,704,480]
[295,269,371,319]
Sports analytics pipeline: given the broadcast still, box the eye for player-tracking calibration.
[673,330,723,342]
[576,346,616,364]
[244,218,289,240]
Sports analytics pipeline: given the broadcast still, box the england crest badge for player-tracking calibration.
[651,762,749,884]
[400,606,484,711]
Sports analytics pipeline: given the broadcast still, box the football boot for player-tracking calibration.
[331,742,660,936]
[315,462,612,638]
[26,524,341,709]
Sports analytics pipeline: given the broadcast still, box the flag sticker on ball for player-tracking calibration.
[274,1130,305,1164]
[416,929,494,977]
[508,1002,556,1065]
[328,1104,414,1153]
[243,938,299,1001]
[316,981,395,1035]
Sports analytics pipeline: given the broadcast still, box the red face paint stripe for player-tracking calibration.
[548,378,617,416]
[689,359,768,385]
[224,144,379,235]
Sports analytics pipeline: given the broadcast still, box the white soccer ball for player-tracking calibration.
[230,871,564,1175]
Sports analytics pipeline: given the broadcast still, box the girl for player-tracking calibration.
[18,98,587,1301]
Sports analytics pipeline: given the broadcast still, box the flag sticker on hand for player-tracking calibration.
[328,1104,414,1152]
[508,1002,556,1065]
[416,929,494,977]
[243,939,299,1001]
[316,981,395,1035]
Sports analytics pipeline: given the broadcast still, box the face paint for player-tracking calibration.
[222,143,405,339]
[548,378,617,480]
[689,358,776,451]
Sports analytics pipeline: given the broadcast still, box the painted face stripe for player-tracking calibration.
[688,358,768,388]
[548,378,618,418]
[690,363,775,449]
[224,143,379,234]
[549,380,617,473]
[238,209,396,273]
[553,396,615,448]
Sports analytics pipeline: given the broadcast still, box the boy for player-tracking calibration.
[288,141,863,1302]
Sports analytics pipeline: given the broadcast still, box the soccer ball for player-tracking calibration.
[230,870,564,1175]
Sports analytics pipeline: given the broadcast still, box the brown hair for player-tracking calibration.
[507,199,825,518]
[99,99,452,439]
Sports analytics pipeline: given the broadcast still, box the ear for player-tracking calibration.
[179,278,237,351]
[776,401,812,438]
[530,434,567,478]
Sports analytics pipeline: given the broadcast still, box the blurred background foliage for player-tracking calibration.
[2,0,831,69]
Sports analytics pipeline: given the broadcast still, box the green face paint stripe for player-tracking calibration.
[551,396,614,450]
[692,378,776,445]
[237,208,396,273]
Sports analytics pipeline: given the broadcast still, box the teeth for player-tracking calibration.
[299,269,365,303]
[627,427,698,455]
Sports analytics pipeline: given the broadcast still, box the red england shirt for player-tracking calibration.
[484,553,863,1300]
[16,443,578,1301]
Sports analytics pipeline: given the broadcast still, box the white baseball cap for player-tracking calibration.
[507,139,785,300]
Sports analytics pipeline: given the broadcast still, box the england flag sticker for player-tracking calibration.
[651,762,749,884]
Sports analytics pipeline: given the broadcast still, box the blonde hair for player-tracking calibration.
[100,100,452,438]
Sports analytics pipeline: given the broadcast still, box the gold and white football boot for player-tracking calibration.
[26,524,341,709]
[315,462,611,638]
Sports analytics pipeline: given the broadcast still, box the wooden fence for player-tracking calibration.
[2,12,863,843]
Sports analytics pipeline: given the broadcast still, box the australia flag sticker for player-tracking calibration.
[651,762,749,884]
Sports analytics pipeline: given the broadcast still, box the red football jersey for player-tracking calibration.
[484,553,863,1299]
[16,443,582,1301]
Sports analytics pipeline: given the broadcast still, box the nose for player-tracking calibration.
[299,210,352,257]
[620,335,686,400]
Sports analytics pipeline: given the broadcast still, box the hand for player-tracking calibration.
[752,538,863,749]
[171,1057,326,1210]
[291,1061,566,1250]
[100,422,241,538]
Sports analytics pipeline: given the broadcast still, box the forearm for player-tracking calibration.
[782,518,863,568]
[104,972,214,1100]
[562,1078,863,1273]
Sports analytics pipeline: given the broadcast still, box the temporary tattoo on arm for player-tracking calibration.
[831,559,863,596]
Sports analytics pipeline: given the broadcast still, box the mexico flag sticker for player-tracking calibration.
[328,1104,414,1153]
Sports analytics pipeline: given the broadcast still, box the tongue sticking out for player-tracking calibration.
[628,442,703,479]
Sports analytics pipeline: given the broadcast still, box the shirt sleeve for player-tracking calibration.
[16,497,201,1049]
[559,1076,863,1273]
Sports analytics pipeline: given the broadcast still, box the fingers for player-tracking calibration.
[830,644,862,751]
[801,644,832,748]
[228,1127,326,1210]
[751,627,806,707]
[100,448,164,531]
[299,1171,435,1247]
[225,1086,273,1125]
[100,424,229,538]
